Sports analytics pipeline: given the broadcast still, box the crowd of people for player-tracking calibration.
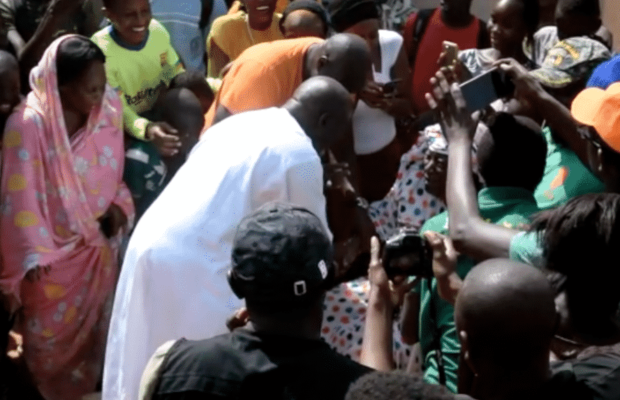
[0,0,620,398]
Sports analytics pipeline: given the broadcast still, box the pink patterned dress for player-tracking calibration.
[0,35,134,400]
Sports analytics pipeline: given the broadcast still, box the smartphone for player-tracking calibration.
[383,229,433,278]
[459,68,515,114]
[382,79,402,97]
[442,41,459,67]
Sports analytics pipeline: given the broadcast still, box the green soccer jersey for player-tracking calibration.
[419,187,540,392]
[534,127,604,210]
[91,19,183,139]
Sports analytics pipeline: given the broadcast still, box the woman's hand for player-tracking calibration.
[359,80,388,109]
[98,203,128,238]
[425,68,478,143]
[146,122,181,157]
[494,58,544,106]
[25,265,51,283]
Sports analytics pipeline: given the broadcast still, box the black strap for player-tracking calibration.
[407,8,434,67]
[427,278,447,386]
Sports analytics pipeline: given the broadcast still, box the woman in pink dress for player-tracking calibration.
[0,35,134,400]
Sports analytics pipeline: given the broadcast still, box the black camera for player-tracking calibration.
[382,229,433,278]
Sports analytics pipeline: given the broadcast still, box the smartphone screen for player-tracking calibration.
[459,68,515,113]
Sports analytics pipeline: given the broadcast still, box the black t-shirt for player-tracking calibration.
[548,352,620,400]
[154,329,372,400]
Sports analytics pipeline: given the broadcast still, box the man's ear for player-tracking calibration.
[318,112,329,128]
[316,55,328,71]
[459,330,478,376]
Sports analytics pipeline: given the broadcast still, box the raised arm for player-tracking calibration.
[18,0,85,91]
[425,69,518,260]
[496,58,590,169]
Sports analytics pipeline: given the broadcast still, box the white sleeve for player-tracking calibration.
[285,159,333,242]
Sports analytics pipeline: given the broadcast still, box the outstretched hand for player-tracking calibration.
[425,69,477,143]
[147,122,182,157]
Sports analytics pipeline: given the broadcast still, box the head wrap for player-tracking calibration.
[281,0,330,35]
[328,0,379,32]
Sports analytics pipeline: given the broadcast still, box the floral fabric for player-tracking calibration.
[0,34,134,400]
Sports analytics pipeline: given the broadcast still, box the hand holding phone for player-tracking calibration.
[459,68,515,113]
[441,41,459,67]
[382,79,402,98]
[383,229,433,278]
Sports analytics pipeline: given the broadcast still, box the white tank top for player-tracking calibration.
[353,29,403,155]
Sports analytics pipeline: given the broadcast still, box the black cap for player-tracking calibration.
[230,202,334,305]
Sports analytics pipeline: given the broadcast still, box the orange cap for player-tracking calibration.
[571,82,620,154]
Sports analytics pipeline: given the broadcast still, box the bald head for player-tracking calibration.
[456,259,556,369]
[284,76,353,149]
[315,33,371,94]
[282,9,327,39]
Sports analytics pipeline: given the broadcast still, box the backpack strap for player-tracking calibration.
[405,8,434,67]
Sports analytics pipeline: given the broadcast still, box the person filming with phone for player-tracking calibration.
[381,67,546,392]
[328,0,413,202]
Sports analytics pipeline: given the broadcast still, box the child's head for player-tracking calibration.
[474,113,547,192]
[170,71,215,114]
[103,0,152,46]
[0,50,20,118]
[488,0,539,54]
[280,0,330,39]
[160,88,204,176]
[555,0,601,40]
[242,0,279,31]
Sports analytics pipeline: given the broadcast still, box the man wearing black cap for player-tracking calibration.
[138,203,371,400]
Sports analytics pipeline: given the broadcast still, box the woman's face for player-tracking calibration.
[244,0,278,30]
[344,19,379,53]
[424,150,448,201]
[106,0,152,46]
[59,61,107,118]
[488,0,527,56]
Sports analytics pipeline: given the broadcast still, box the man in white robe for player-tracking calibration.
[102,76,353,400]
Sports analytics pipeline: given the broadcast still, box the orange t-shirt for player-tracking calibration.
[408,9,481,114]
[203,37,323,129]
